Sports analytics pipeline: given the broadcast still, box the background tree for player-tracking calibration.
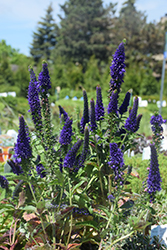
[30,4,58,63]
[52,0,116,67]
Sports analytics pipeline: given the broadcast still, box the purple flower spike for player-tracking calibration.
[28,66,43,131]
[150,113,166,134]
[147,144,162,201]
[90,99,97,131]
[95,86,105,121]
[110,42,126,94]
[0,175,9,189]
[64,140,83,168]
[78,127,89,169]
[134,114,142,132]
[8,160,23,175]
[108,142,124,184]
[108,90,118,114]
[37,61,51,94]
[36,163,46,178]
[59,117,73,145]
[80,90,89,133]
[14,116,32,164]
[124,96,139,132]
[58,105,68,122]
[119,91,131,115]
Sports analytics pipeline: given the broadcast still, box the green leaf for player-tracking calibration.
[22,205,36,212]
[76,220,98,231]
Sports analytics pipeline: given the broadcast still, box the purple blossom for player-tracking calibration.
[37,61,51,94]
[28,66,43,130]
[108,194,115,201]
[108,142,124,184]
[80,90,89,133]
[0,175,9,189]
[8,160,23,175]
[58,105,68,122]
[147,144,162,201]
[90,99,97,131]
[95,86,105,121]
[36,163,46,178]
[150,113,166,134]
[119,91,131,115]
[110,42,126,94]
[64,140,83,168]
[78,127,89,169]
[124,96,139,132]
[134,114,142,132]
[59,117,73,145]
[14,116,32,164]
[108,90,118,114]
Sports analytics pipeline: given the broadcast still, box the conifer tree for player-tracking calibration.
[30,4,57,63]
[52,0,116,67]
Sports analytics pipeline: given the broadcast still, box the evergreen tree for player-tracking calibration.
[30,4,58,63]
[52,0,116,67]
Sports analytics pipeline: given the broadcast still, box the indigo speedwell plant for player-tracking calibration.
[0,43,166,250]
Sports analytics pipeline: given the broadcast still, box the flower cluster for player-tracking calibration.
[90,99,97,131]
[110,42,126,94]
[147,144,162,201]
[58,105,68,122]
[108,142,124,185]
[80,90,89,133]
[64,140,83,168]
[59,117,73,145]
[36,163,46,178]
[37,61,51,94]
[150,113,166,134]
[95,86,105,121]
[0,175,9,189]
[28,66,43,131]
[108,90,118,114]
[119,91,131,115]
[77,127,89,169]
[124,96,139,132]
[8,160,23,175]
[13,116,32,165]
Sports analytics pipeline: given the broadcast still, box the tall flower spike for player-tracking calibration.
[64,140,83,169]
[14,116,32,165]
[108,90,118,114]
[8,160,23,175]
[124,96,138,132]
[119,91,131,115]
[147,144,162,202]
[0,175,9,189]
[108,142,124,185]
[150,113,166,134]
[28,66,43,132]
[58,105,68,122]
[59,117,73,145]
[110,42,126,94]
[90,99,97,131]
[37,61,51,95]
[80,90,89,133]
[78,127,89,169]
[95,86,105,121]
[134,114,142,132]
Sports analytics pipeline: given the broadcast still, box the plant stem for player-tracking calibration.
[66,177,73,246]
[28,182,48,243]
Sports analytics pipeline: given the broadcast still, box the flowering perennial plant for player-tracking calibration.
[1,41,165,249]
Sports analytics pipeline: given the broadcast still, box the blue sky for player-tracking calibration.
[0,0,167,56]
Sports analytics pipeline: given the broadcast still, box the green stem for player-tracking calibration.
[28,182,48,243]
[104,231,134,250]
[66,177,73,246]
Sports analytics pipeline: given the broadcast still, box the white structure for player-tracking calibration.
[6,129,18,143]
